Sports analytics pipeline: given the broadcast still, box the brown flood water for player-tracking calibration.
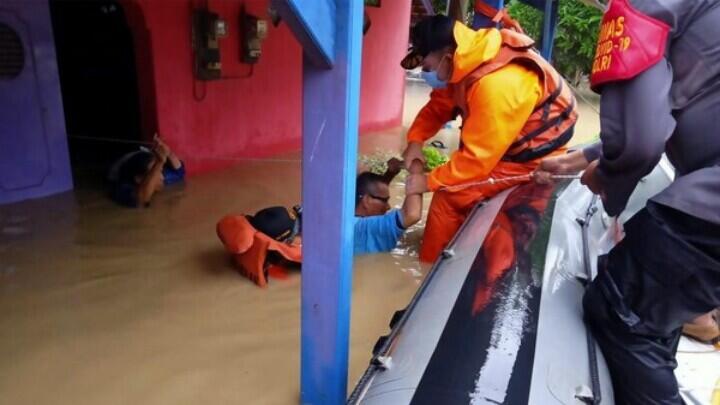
[0,81,599,404]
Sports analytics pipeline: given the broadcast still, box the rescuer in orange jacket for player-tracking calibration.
[401,14,577,263]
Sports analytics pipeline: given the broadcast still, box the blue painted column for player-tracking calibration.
[472,0,505,28]
[540,0,559,60]
[299,1,364,404]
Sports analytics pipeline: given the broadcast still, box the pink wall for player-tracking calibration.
[128,0,409,173]
[360,1,411,133]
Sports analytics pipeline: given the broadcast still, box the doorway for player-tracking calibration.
[50,0,143,180]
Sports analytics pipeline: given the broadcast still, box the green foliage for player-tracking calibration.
[507,0,602,83]
[422,146,449,170]
[358,146,448,176]
[358,150,398,175]
[430,0,474,24]
[431,0,448,14]
[507,1,543,40]
[425,1,602,83]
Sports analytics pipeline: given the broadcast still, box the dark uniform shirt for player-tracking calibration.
[584,0,720,224]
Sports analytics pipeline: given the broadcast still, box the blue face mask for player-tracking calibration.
[421,70,447,89]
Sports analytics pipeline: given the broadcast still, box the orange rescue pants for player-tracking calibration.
[420,160,539,263]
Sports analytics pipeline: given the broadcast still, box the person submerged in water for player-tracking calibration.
[353,157,425,255]
[107,135,185,208]
[216,158,426,286]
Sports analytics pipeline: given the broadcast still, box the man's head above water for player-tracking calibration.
[355,172,392,217]
[119,150,164,188]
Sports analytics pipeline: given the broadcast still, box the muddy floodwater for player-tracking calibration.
[0,81,601,404]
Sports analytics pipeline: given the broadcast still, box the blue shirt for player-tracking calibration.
[111,164,185,208]
[108,150,185,208]
[353,209,405,255]
[162,163,185,186]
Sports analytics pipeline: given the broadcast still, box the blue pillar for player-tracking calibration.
[540,0,559,60]
[299,1,364,404]
[270,0,363,401]
[472,0,505,29]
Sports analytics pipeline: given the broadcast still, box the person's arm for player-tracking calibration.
[586,59,675,215]
[354,211,406,254]
[166,152,182,170]
[136,157,165,206]
[137,144,169,206]
[582,142,603,163]
[579,0,691,215]
[533,147,592,184]
[427,64,541,190]
[155,135,182,170]
[406,88,457,144]
[401,159,425,228]
[402,88,457,166]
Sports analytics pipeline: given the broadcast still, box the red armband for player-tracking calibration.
[590,0,670,92]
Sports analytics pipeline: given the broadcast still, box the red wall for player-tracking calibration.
[127,0,409,173]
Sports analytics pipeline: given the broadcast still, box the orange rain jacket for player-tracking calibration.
[407,23,577,191]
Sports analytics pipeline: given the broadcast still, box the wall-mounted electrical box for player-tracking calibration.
[192,9,227,80]
[240,11,268,64]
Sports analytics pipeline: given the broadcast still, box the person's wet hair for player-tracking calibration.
[118,151,153,184]
[356,172,387,206]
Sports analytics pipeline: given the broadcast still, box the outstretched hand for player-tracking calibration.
[533,150,590,184]
[385,157,403,177]
[380,157,404,184]
[153,141,170,162]
[580,160,606,199]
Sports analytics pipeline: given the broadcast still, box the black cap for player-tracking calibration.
[248,206,298,242]
[401,15,456,70]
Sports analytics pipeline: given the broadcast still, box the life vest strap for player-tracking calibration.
[533,73,564,122]
[474,1,525,33]
[509,93,575,151]
[502,125,575,163]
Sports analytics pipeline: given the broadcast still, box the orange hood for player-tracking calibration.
[449,23,502,84]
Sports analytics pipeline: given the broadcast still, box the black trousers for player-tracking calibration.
[583,202,720,404]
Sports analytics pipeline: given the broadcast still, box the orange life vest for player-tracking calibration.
[450,29,578,163]
[217,215,302,288]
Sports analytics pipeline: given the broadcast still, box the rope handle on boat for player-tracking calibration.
[437,173,582,192]
[577,196,603,405]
